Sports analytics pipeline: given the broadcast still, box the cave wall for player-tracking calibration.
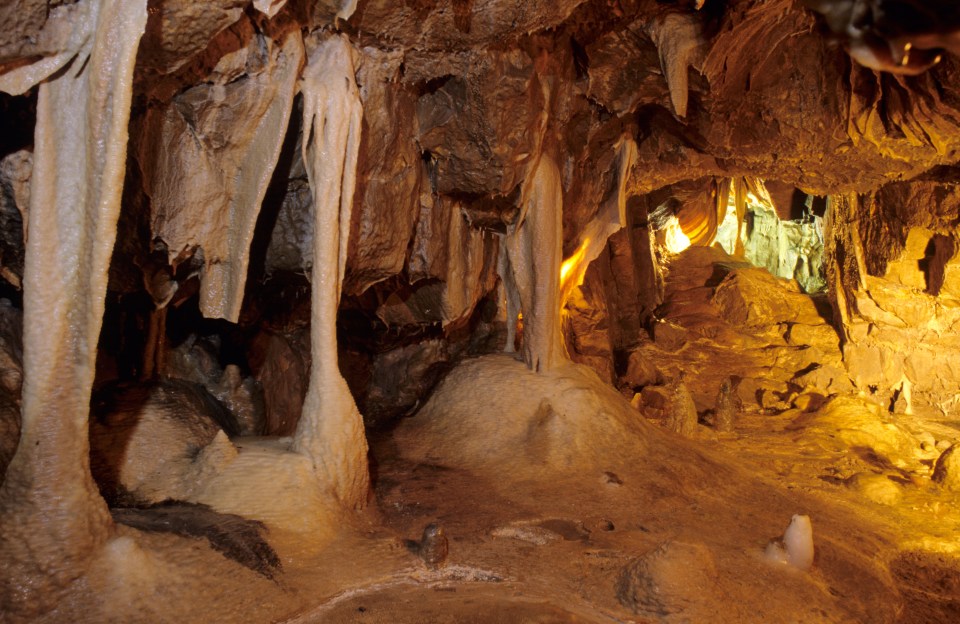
[0,0,957,432]
[838,175,960,411]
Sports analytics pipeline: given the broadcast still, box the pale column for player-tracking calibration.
[0,0,147,613]
[505,154,565,373]
[292,34,369,508]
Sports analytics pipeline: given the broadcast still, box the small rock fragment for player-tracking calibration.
[586,517,615,532]
[603,471,624,485]
[417,523,449,569]
[932,444,960,492]
[916,431,936,453]
[665,372,698,437]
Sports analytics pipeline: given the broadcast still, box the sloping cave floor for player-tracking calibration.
[62,247,960,624]
[282,396,960,623]
[282,247,960,624]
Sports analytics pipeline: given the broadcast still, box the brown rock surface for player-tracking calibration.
[933,444,960,492]
[139,21,303,321]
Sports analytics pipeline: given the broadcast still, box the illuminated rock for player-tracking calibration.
[932,444,960,492]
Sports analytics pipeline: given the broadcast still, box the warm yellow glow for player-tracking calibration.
[560,238,590,292]
[664,218,691,253]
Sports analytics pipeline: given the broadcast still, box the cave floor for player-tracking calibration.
[63,362,960,624]
[265,415,958,624]
[54,248,960,624]
[275,248,960,624]
[275,359,960,624]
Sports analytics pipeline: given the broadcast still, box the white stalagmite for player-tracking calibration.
[765,514,815,571]
[0,0,147,612]
[504,154,565,373]
[292,34,370,508]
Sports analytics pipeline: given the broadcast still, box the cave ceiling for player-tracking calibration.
[0,0,957,313]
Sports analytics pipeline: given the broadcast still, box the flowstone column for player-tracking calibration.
[292,34,370,508]
[0,0,147,614]
[823,192,868,342]
[504,154,565,373]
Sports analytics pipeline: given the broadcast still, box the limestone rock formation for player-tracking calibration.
[933,444,960,492]
[665,372,699,437]
[0,1,148,616]
[89,380,239,505]
[139,19,303,321]
[1,0,960,620]
[616,541,720,617]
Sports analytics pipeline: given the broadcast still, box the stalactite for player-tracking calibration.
[254,0,288,18]
[823,192,867,343]
[647,12,704,119]
[0,0,147,613]
[0,2,99,97]
[498,241,522,353]
[559,137,638,308]
[292,33,369,508]
[142,26,304,322]
[437,201,490,324]
[504,153,565,372]
[733,177,748,258]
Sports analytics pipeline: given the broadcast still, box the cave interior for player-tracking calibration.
[2,0,960,622]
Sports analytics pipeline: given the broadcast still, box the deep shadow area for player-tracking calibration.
[112,501,282,580]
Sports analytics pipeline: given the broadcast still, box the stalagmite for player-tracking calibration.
[142,27,304,322]
[0,0,147,614]
[292,34,369,508]
[504,153,565,372]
